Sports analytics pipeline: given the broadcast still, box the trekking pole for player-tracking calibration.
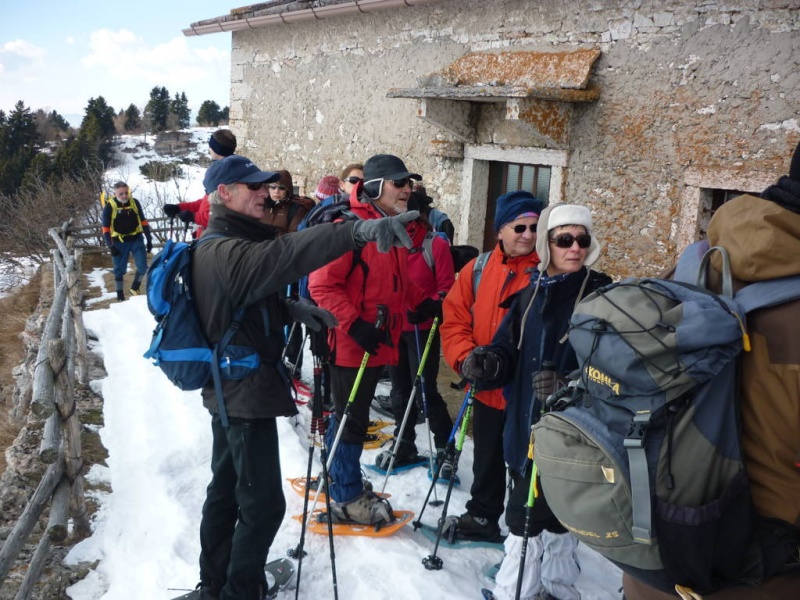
[515,428,538,600]
[414,323,439,506]
[168,216,175,241]
[413,383,472,519]
[281,321,298,364]
[307,305,388,519]
[380,317,440,494]
[290,353,338,600]
[421,385,475,571]
[290,330,310,378]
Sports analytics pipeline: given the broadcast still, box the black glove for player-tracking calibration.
[348,318,384,355]
[109,245,121,257]
[460,346,502,382]
[352,211,418,253]
[163,204,180,218]
[532,366,566,402]
[178,210,195,224]
[408,297,442,324]
[286,298,338,332]
[146,239,153,253]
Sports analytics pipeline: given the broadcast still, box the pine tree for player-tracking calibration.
[146,86,170,132]
[0,101,42,195]
[171,92,191,129]
[124,104,142,132]
[197,100,221,126]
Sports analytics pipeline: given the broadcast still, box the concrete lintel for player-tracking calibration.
[417,98,475,143]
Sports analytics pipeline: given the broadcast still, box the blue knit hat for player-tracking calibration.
[494,191,544,232]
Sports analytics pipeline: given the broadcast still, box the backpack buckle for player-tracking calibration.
[624,413,650,448]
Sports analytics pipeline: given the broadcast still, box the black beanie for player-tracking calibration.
[761,140,800,214]
[790,140,800,182]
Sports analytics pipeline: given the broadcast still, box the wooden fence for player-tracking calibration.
[66,215,195,252]
[0,220,109,598]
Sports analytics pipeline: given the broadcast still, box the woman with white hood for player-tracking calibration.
[460,203,612,600]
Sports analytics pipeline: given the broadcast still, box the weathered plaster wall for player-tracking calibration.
[230,0,800,277]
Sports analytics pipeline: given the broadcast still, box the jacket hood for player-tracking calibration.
[535,204,601,272]
[708,194,800,283]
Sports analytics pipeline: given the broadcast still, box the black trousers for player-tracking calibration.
[505,469,567,538]
[388,329,453,451]
[199,414,286,600]
[465,400,507,526]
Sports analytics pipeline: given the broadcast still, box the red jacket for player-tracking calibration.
[402,223,455,332]
[440,244,540,410]
[308,195,427,367]
[179,195,210,236]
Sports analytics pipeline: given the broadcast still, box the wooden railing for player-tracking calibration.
[66,215,195,253]
[0,222,96,598]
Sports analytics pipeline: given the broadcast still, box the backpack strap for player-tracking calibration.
[734,275,800,313]
[471,251,491,297]
[673,240,710,286]
[421,232,436,276]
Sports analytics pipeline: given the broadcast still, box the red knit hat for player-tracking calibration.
[315,175,340,201]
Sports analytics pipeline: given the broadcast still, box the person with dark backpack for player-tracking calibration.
[619,144,800,599]
[463,204,611,600]
[184,154,417,600]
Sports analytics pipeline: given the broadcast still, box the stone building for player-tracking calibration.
[184,0,800,277]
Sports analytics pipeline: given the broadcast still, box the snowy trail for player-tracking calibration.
[67,291,622,599]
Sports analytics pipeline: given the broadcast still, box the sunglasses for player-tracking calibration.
[508,223,537,234]
[268,184,288,191]
[345,176,363,184]
[241,182,268,190]
[388,177,411,188]
[549,233,592,249]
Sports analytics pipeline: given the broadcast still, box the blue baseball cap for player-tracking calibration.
[203,155,280,194]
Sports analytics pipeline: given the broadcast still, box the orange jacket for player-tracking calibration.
[440,244,540,409]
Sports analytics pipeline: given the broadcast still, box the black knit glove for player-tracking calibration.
[146,239,153,253]
[460,346,502,381]
[178,210,195,224]
[352,211,418,253]
[109,245,121,257]
[408,297,442,324]
[348,318,384,355]
[163,204,180,218]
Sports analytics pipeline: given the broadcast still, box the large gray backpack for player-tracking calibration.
[532,243,800,595]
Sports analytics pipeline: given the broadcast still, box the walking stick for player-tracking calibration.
[379,317,440,494]
[414,323,439,506]
[168,216,175,241]
[421,385,475,571]
[290,353,338,600]
[307,305,388,520]
[515,429,538,600]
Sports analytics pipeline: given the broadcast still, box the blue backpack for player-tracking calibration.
[532,242,800,595]
[143,235,260,426]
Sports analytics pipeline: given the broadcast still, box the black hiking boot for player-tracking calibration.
[449,512,501,542]
[116,290,125,302]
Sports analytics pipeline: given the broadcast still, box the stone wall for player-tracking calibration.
[228,0,800,277]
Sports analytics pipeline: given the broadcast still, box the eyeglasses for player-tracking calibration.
[549,233,592,249]
[508,223,537,234]
[345,176,363,184]
[387,178,411,188]
[241,182,268,191]
[268,184,288,191]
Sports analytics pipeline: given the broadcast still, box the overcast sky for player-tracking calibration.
[1,0,245,124]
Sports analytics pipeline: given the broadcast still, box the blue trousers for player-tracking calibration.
[111,235,147,284]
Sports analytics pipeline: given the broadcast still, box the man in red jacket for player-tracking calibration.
[308,154,437,525]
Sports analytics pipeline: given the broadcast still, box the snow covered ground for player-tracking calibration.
[56,129,623,599]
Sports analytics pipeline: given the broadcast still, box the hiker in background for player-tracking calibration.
[413,183,455,244]
[102,180,153,302]
[163,129,237,238]
[374,188,456,477]
[313,175,341,204]
[439,191,543,543]
[261,170,316,377]
[308,154,435,525]
[336,163,364,202]
[189,153,417,600]
[623,145,800,599]
[468,204,611,600]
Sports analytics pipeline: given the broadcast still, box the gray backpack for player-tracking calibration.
[532,243,800,595]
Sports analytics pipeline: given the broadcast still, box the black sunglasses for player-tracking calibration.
[509,223,537,234]
[243,182,266,190]
[345,176,363,184]
[549,233,592,249]
[388,177,411,188]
